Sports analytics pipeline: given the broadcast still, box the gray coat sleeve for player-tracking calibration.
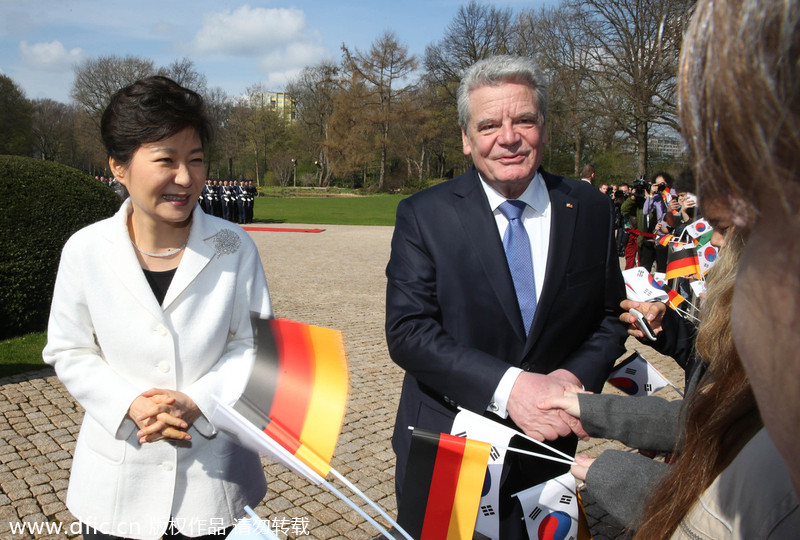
[585,450,668,527]
[578,393,683,452]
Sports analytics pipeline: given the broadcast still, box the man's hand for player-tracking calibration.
[620,299,666,340]
[507,371,582,442]
[129,388,201,444]
[537,389,590,441]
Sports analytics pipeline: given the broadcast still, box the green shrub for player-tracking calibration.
[0,155,121,338]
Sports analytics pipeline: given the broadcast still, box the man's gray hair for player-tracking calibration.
[457,55,548,132]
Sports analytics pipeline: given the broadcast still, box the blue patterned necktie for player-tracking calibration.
[499,200,537,335]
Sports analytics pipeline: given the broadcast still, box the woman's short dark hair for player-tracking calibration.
[101,76,211,165]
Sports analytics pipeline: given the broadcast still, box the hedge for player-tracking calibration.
[0,155,121,338]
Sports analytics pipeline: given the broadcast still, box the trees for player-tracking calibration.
[424,1,516,102]
[286,61,340,186]
[342,32,418,190]
[24,0,688,188]
[573,0,691,176]
[517,5,596,176]
[70,55,157,124]
[30,99,75,162]
[0,75,33,156]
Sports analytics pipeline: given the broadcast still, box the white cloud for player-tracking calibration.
[257,41,330,72]
[19,40,85,71]
[191,5,307,56]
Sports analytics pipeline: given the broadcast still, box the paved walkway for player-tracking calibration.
[0,224,685,539]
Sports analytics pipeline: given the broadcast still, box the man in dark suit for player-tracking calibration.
[385,55,627,538]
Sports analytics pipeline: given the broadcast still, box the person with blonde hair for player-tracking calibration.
[542,0,800,535]
[678,0,800,505]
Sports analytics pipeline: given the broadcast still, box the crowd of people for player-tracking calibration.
[199,179,257,224]
[42,0,798,538]
[581,170,700,275]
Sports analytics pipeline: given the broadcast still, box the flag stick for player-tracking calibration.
[409,424,576,466]
[321,477,394,539]
[512,431,577,462]
[496,445,577,466]
[671,302,701,323]
[330,468,414,540]
[448,411,577,462]
[242,506,280,539]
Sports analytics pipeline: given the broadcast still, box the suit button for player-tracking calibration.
[158,362,170,373]
[161,462,174,472]
[155,324,168,336]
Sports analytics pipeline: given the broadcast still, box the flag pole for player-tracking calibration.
[320,477,395,539]
[496,445,577,466]
[510,431,577,462]
[330,468,414,540]
[408,425,577,467]
[451,411,577,462]
[242,506,281,539]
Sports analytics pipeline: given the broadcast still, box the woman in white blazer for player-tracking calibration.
[43,76,272,540]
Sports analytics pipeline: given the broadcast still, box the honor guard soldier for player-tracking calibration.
[236,181,248,224]
[245,180,257,223]
[201,179,214,214]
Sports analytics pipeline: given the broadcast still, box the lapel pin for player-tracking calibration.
[566,203,574,208]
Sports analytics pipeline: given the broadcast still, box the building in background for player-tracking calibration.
[249,91,297,126]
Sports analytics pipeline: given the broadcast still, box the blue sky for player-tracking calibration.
[1,0,556,104]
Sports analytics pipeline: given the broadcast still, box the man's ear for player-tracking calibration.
[461,129,472,157]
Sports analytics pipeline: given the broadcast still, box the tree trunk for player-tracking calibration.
[637,120,648,178]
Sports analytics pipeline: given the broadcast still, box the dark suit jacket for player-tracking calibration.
[385,167,627,516]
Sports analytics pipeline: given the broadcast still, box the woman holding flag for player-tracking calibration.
[43,77,273,539]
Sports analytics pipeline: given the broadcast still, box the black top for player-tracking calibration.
[142,268,177,306]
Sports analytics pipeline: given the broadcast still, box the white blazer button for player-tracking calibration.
[161,462,174,471]
[155,325,168,336]
[158,362,170,373]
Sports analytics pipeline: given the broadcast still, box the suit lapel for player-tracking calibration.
[452,169,527,342]
[101,200,166,323]
[162,206,216,310]
[524,171,578,355]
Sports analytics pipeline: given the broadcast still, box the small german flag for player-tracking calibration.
[657,234,674,247]
[666,243,702,280]
[398,430,492,540]
[666,288,686,309]
[233,318,349,478]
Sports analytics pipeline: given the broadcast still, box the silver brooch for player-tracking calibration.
[212,229,241,255]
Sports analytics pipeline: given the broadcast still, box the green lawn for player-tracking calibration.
[253,193,407,226]
[0,332,48,378]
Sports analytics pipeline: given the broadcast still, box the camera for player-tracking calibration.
[632,178,648,198]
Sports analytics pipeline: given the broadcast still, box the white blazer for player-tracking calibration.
[43,200,272,539]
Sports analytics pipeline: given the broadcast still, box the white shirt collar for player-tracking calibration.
[479,171,549,215]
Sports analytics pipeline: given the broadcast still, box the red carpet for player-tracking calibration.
[242,226,325,233]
